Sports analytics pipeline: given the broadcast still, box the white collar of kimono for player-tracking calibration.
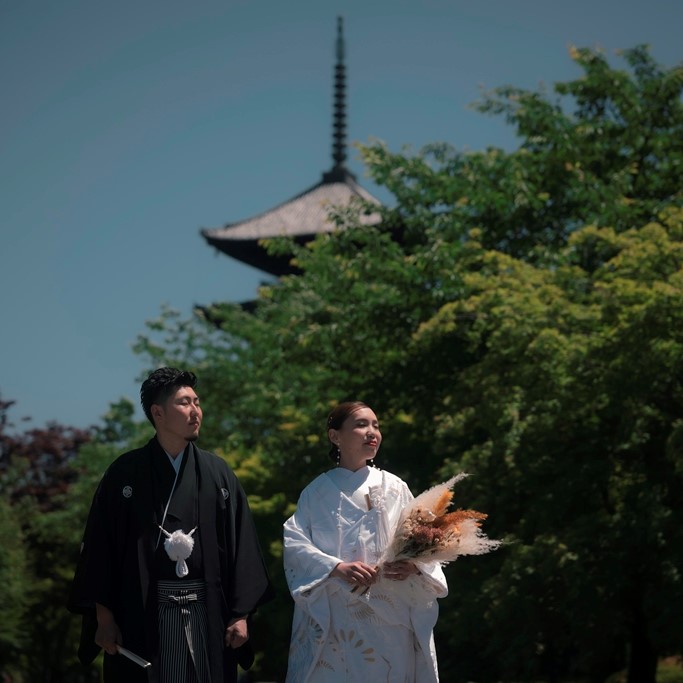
[327,466,374,509]
[164,447,185,474]
[328,465,370,480]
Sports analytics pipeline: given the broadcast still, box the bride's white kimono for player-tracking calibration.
[283,466,448,682]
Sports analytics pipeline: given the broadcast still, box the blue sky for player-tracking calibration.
[1,0,681,431]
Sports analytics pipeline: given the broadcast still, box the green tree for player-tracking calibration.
[408,208,683,682]
[0,399,30,675]
[0,495,28,675]
[0,397,96,682]
[362,45,683,259]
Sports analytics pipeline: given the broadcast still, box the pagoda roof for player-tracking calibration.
[201,168,381,275]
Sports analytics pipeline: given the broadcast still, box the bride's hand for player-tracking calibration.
[382,560,420,581]
[331,561,379,587]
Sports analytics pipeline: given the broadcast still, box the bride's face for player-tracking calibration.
[329,407,382,470]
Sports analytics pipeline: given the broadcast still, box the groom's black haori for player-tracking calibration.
[68,368,274,683]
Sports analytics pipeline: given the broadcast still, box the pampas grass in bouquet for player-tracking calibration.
[385,473,501,565]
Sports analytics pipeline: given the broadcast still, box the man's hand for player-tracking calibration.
[225,616,249,649]
[95,603,122,655]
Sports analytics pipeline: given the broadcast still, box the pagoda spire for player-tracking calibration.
[201,15,382,277]
[323,16,354,182]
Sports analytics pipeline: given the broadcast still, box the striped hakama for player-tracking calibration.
[158,579,211,683]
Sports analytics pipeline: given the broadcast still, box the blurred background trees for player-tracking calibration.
[1,44,681,682]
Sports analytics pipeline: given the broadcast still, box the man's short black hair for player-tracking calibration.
[140,367,198,426]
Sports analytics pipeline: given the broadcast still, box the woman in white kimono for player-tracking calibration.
[283,401,448,682]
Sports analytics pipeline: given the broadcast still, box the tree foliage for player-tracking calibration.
[363,45,683,259]
[0,494,28,670]
[0,397,96,682]
[415,208,683,682]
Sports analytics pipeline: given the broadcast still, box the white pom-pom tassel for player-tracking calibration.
[160,527,197,578]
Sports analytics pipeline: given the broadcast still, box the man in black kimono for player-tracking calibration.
[69,367,274,682]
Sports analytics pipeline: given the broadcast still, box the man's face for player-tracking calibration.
[153,386,202,443]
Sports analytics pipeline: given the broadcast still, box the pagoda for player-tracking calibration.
[201,16,381,277]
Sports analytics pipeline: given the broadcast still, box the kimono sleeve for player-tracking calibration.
[68,471,118,614]
[283,484,341,601]
[66,471,120,665]
[225,474,275,619]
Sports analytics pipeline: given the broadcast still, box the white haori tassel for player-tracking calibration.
[158,526,197,578]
